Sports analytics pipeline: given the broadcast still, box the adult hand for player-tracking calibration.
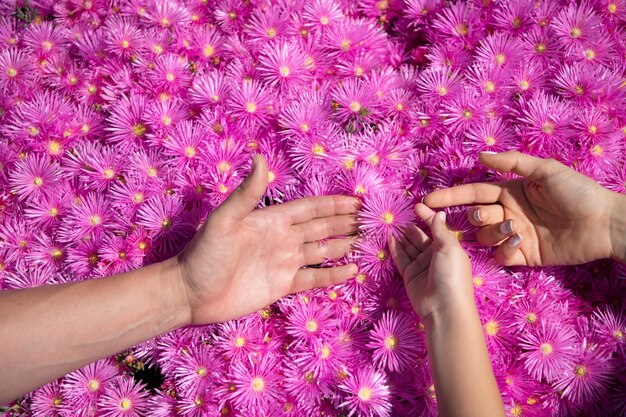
[174,155,360,324]
[389,204,474,321]
[424,151,626,266]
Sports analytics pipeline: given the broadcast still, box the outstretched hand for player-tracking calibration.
[424,151,621,266]
[175,155,360,324]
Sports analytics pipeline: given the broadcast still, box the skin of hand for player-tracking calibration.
[0,154,360,403]
[389,204,505,417]
[174,154,360,324]
[424,151,626,266]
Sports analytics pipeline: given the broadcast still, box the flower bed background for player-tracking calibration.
[1,0,626,416]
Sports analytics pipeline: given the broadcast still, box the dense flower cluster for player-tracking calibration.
[0,0,625,416]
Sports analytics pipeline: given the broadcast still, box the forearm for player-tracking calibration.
[424,303,505,417]
[0,257,190,403]
[609,191,626,263]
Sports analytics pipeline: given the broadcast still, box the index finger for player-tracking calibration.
[423,183,503,208]
[276,195,362,225]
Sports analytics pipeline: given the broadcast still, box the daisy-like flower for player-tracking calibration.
[416,68,464,102]
[227,81,273,130]
[338,365,392,417]
[31,381,64,417]
[359,191,413,240]
[431,2,483,47]
[213,319,263,360]
[105,93,150,151]
[258,42,310,89]
[475,33,521,69]
[279,93,329,137]
[60,193,114,242]
[149,53,192,94]
[465,118,515,154]
[512,63,547,97]
[337,162,386,198]
[492,0,534,34]
[517,91,573,154]
[593,309,625,353]
[145,98,188,132]
[441,89,488,134]
[367,311,420,373]
[192,26,223,65]
[99,235,143,275]
[332,78,377,123]
[174,344,219,395]
[293,336,351,380]
[146,0,191,30]
[354,235,394,276]
[162,120,205,168]
[22,21,68,57]
[98,376,149,417]
[104,17,143,59]
[287,123,341,174]
[9,154,60,203]
[552,2,601,50]
[136,194,185,241]
[246,7,291,44]
[519,321,577,382]
[302,0,345,31]
[189,71,230,107]
[0,47,35,92]
[425,42,472,72]
[62,360,118,408]
[285,299,337,343]
[553,346,612,405]
[228,354,283,411]
[4,264,60,289]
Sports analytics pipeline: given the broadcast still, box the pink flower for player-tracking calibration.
[339,365,392,417]
[9,154,60,202]
[367,311,420,373]
[359,191,413,240]
[553,345,612,406]
[519,321,578,382]
[228,354,284,411]
[98,376,149,417]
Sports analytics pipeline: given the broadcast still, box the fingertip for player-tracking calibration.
[414,203,435,221]
[494,233,523,266]
[347,263,359,276]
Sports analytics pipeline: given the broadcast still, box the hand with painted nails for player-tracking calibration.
[176,154,361,324]
[424,151,626,266]
[389,204,474,321]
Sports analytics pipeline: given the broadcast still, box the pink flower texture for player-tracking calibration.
[1,0,625,416]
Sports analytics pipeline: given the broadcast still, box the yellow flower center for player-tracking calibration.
[279,66,290,77]
[197,366,207,376]
[519,80,530,90]
[266,27,277,38]
[526,313,538,323]
[340,39,351,51]
[376,250,387,261]
[574,365,587,376]
[320,344,331,359]
[165,73,175,82]
[485,136,496,146]
[608,3,617,13]
[349,101,362,113]
[540,342,553,354]
[203,45,215,57]
[382,212,394,224]
[185,146,197,158]
[485,320,499,335]
[7,68,17,77]
[267,171,276,183]
[251,377,265,391]
[53,397,62,406]
[103,168,115,179]
[358,387,372,401]
[49,207,59,216]
[541,121,555,134]
[90,215,101,226]
[246,102,257,113]
[591,144,604,156]
[473,276,484,287]
[121,40,130,49]
[570,27,582,38]
[132,123,146,137]
[33,176,43,186]
[384,335,398,349]
[51,248,63,259]
[320,16,329,25]
[88,379,99,391]
[306,320,318,332]
[437,86,448,96]
[311,143,325,155]
[456,23,468,36]
[485,81,496,93]
[120,398,131,410]
[234,336,245,347]
[495,54,506,65]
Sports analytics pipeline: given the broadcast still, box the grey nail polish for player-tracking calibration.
[508,233,522,248]
[500,219,514,234]
[480,151,498,155]
[472,209,482,222]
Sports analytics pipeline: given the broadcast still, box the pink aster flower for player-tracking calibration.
[332,78,377,124]
[66,238,103,278]
[338,365,391,417]
[30,381,64,417]
[519,321,578,382]
[475,33,521,69]
[162,120,205,168]
[287,123,341,174]
[285,299,337,343]
[0,47,35,93]
[227,80,273,130]
[517,91,573,154]
[136,194,185,242]
[98,376,149,417]
[354,235,394,276]
[258,42,310,90]
[149,53,192,94]
[105,93,150,152]
[552,2,601,51]
[465,117,515,154]
[213,318,263,361]
[367,311,420,373]
[145,98,188,132]
[416,68,464,102]
[62,360,118,413]
[60,192,114,242]
[228,354,283,411]
[431,2,483,47]
[174,343,219,395]
[553,346,612,406]
[22,21,68,57]
[337,162,386,198]
[492,0,534,34]
[9,154,60,202]
[104,17,143,59]
[189,71,230,108]
[359,191,413,240]
[99,235,143,275]
[146,0,191,30]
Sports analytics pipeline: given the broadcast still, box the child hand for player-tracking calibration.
[389,203,475,323]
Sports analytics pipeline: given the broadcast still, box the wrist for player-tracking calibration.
[421,297,480,333]
[608,191,626,263]
[158,257,193,329]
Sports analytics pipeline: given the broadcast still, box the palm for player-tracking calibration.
[425,151,615,266]
[177,156,360,325]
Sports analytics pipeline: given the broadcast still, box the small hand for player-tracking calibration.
[424,151,620,266]
[389,204,474,321]
[175,155,360,324]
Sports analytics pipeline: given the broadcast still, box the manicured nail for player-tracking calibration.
[472,209,482,223]
[251,155,258,170]
[508,233,522,248]
[436,211,446,222]
[500,219,514,234]
[420,196,426,204]
[480,151,498,155]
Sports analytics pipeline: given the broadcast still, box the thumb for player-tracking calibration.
[216,154,268,221]
[479,151,552,180]
[430,211,458,248]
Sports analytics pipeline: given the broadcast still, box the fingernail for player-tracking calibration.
[472,209,482,223]
[508,233,522,248]
[480,151,498,155]
[436,211,446,222]
[420,196,426,204]
[499,219,514,234]
[251,155,258,170]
